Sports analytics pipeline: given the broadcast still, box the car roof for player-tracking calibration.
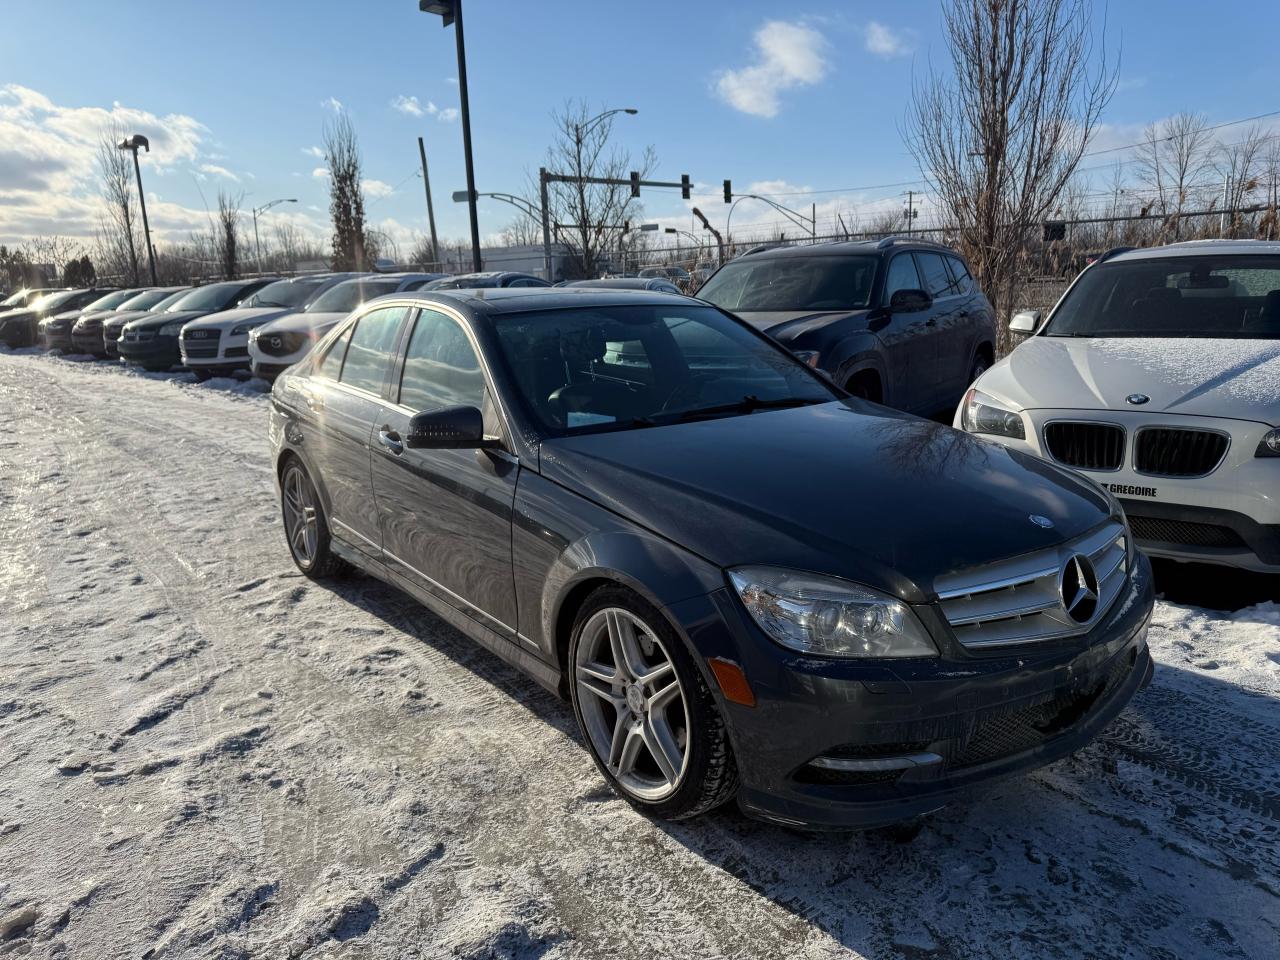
[735,237,959,260]
[404,286,695,315]
[1106,239,1280,263]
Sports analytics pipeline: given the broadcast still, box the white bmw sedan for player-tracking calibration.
[956,240,1280,573]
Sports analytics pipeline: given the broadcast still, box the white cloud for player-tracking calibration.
[714,20,828,118]
[312,167,329,179]
[445,77,458,86]
[301,145,324,158]
[390,95,458,123]
[391,95,425,117]
[363,178,394,198]
[321,97,343,112]
[864,21,912,59]
[197,163,239,182]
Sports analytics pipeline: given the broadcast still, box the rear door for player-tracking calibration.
[877,252,939,413]
[934,255,982,400]
[911,251,964,412]
[306,305,410,558]
[370,306,519,633]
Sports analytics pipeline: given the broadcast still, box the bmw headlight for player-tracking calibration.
[961,388,1026,439]
[728,566,937,659]
[1257,427,1280,458]
[160,321,187,336]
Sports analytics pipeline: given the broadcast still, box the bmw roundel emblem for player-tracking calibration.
[1125,393,1150,405]
[1029,514,1054,529]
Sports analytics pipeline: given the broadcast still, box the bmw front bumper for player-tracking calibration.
[666,552,1154,831]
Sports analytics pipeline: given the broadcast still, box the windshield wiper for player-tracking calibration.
[671,395,825,422]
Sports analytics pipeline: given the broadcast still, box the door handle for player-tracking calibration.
[378,427,404,456]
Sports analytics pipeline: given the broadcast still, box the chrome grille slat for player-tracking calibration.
[936,521,1128,650]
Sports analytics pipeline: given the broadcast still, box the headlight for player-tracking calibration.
[231,322,262,336]
[792,349,821,368]
[728,566,937,659]
[1257,427,1280,458]
[160,321,186,336]
[961,388,1025,439]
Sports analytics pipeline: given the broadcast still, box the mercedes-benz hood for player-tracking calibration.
[980,336,1280,424]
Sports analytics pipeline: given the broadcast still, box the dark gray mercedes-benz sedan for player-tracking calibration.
[267,287,1154,830]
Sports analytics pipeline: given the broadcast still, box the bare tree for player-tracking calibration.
[1133,112,1213,233]
[544,100,656,279]
[323,112,369,271]
[365,227,400,266]
[96,123,142,284]
[906,0,1116,352]
[1214,125,1267,238]
[499,213,542,247]
[214,189,244,279]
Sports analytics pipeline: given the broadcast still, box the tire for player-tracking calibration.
[968,352,990,386]
[568,586,738,820]
[192,368,214,382]
[279,458,346,579]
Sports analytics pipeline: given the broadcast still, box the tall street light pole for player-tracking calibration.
[252,198,297,271]
[117,134,157,285]
[420,0,482,272]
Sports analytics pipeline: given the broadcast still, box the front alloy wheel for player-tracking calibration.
[569,588,739,819]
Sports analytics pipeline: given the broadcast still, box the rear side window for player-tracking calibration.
[946,256,973,294]
[317,325,353,379]
[914,252,955,299]
[339,306,407,394]
[397,309,485,412]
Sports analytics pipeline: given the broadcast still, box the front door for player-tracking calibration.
[370,306,519,633]
[308,305,410,558]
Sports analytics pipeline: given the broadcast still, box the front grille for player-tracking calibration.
[224,346,248,358]
[1134,428,1229,477]
[104,327,123,343]
[1043,422,1125,470]
[123,331,154,343]
[258,330,309,357]
[1128,516,1245,549]
[183,344,220,359]
[936,520,1127,649]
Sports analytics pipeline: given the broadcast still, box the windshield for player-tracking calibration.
[1044,255,1280,339]
[82,290,135,313]
[489,304,837,436]
[118,288,178,312]
[698,255,877,312]
[308,280,398,314]
[29,290,80,313]
[151,289,193,313]
[169,283,245,313]
[249,278,326,308]
[2,289,36,307]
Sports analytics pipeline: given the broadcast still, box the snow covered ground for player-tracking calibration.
[1,350,1277,959]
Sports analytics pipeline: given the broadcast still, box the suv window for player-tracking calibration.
[398,309,485,412]
[883,254,923,301]
[339,306,407,394]
[914,252,955,299]
[945,256,973,295]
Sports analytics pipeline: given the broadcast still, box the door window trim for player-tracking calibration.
[912,251,963,303]
[322,303,416,403]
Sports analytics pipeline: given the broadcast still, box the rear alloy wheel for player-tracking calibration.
[280,460,344,578]
[570,588,738,819]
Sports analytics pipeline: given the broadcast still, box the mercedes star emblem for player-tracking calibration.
[1059,554,1100,624]
[1125,393,1150,405]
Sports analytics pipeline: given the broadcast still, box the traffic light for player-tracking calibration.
[630,171,640,198]
[680,174,691,200]
[723,179,732,203]
[1043,221,1066,241]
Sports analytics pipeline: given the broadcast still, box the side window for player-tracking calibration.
[915,252,954,299]
[339,306,407,395]
[398,309,486,412]
[946,257,972,295]
[317,324,353,379]
[883,254,923,302]
[402,279,429,291]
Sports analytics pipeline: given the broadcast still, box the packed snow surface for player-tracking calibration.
[0,351,1277,958]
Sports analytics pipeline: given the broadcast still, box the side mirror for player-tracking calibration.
[405,405,492,449]
[888,288,932,313]
[1009,310,1042,335]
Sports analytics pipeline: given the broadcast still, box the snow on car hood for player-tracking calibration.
[183,306,289,331]
[980,336,1280,423]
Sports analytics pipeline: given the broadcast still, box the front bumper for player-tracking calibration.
[182,332,251,370]
[667,551,1154,831]
[0,317,36,347]
[72,330,105,355]
[119,335,181,369]
[251,360,294,381]
[43,327,74,351]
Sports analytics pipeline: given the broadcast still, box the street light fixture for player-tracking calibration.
[727,193,816,241]
[419,0,482,272]
[117,134,157,285]
[577,107,639,143]
[251,198,297,271]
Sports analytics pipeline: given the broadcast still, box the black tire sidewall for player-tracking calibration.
[280,460,337,578]
[567,586,733,820]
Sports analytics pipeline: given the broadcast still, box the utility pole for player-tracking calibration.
[417,136,440,268]
[905,191,915,238]
[1221,173,1230,238]
[540,167,553,282]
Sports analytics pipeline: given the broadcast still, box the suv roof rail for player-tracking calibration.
[741,244,773,256]
[1096,246,1136,263]
[874,235,955,252]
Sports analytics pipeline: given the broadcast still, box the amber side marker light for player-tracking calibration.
[708,657,756,707]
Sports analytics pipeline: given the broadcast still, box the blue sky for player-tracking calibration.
[2,0,1278,250]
